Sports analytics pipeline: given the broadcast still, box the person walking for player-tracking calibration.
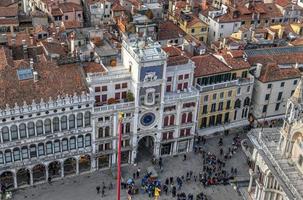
[136,167,141,178]
[96,186,100,194]
[101,187,105,197]
[154,186,161,200]
[127,188,132,200]
[183,154,187,161]
[159,157,163,169]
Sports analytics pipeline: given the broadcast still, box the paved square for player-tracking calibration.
[13,132,249,200]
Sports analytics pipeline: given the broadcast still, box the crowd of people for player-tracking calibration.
[95,134,243,199]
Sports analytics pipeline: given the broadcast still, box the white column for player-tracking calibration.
[45,166,49,181]
[173,141,178,155]
[13,172,17,189]
[61,162,64,177]
[76,159,79,175]
[29,169,33,185]
[248,170,254,193]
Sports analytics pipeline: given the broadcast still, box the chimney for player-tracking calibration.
[201,0,207,11]
[30,58,34,69]
[29,36,34,46]
[33,71,38,82]
[255,63,262,78]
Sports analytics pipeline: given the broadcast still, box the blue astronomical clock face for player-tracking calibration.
[140,112,156,126]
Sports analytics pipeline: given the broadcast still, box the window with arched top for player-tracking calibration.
[169,115,175,125]
[28,122,35,137]
[19,123,27,139]
[62,138,68,151]
[70,137,76,150]
[234,99,241,109]
[188,113,193,123]
[46,142,53,155]
[10,125,18,140]
[44,119,51,134]
[77,135,84,148]
[105,127,110,137]
[21,146,28,160]
[69,114,75,129]
[85,134,91,147]
[0,152,3,164]
[244,97,250,106]
[38,143,45,156]
[98,127,103,138]
[164,116,169,126]
[84,112,91,127]
[77,113,83,128]
[1,126,9,142]
[4,150,12,163]
[61,116,67,131]
[30,144,37,158]
[54,140,60,153]
[36,120,43,135]
[53,117,59,132]
[13,148,20,161]
[126,123,131,133]
[181,113,187,124]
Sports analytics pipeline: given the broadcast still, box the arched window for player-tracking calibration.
[77,113,83,128]
[84,112,91,127]
[30,144,37,158]
[21,146,28,160]
[1,127,9,142]
[105,127,110,137]
[169,115,175,125]
[46,142,53,155]
[70,137,76,150]
[4,150,12,163]
[244,97,250,106]
[54,140,60,153]
[19,123,27,139]
[61,116,67,131]
[0,152,3,164]
[36,120,43,135]
[77,135,84,148]
[85,134,91,147]
[234,99,241,109]
[187,113,193,123]
[10,125,18,140]
[53,117,59,132]
[38,143,45,156]
[62,138,68,151]
[98,127,103,138]
[69,114,75,129]
[13,148,20,161]
[181,113,187,124]
[44,119,51,134]
[164,116,169,126]
[28,122,35,137]
[126,123,130,133]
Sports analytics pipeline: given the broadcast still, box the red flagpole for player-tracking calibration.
[117,113,123,200]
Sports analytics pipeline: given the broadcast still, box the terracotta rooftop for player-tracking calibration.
[83,62,107,74]
[40,41,68,56]
[0,6,18,17]
[58,2,83,12]
[112,2,125,11]
[0,0,18,7]
[258,63,301,83]
[221,54,250,70]
[163,46,189,66]
[0,50,88,109]
[158,21,185,41]
[192,54,231,77]
[6,32,33,47]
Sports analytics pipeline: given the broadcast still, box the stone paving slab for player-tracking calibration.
[13,132,249,200]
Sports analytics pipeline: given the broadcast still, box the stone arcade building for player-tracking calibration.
[0,37,199,189]
[247,77,303,200]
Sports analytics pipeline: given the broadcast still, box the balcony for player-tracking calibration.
[196,76,254,93]
[94,102,135,113]
[164,87,199,103]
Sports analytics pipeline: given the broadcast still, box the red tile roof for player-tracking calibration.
[163,46,189,66]
[258,63,301,83]
[83,62,107,74]
[0,6,18,17]
[192,54,231,77]
[0,51,88,109]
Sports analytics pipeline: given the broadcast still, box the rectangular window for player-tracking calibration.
[122,91,127,99]
[226,100,231,110]
[54,141,60,153]
[46,143,53,154]
[201,117,207,128]
[204,95,208,102]
[213,93,217,100]
[5,152,11,163]
[280,82,285,87]
[13,150,20,161]
[267,84,272,89]
[265,94,270,101]
[184,74,189,79]
[0,153,3,164]
[220,92,224,99]
[167,77,172,82]
[115,84,121,89]
[102,94,107,102]
[95,96,101,103]
[228,90,232,97]
[122,83,127,88]
[21,148,28,159]
[95,87,101,92]
[294,80,298,85]
[85,135,91,147]
[178,75,183,80]
[277,92,283,101]
[211,103,216,112]
[115,92,120,100]
[102,86,107,91]
[62,140,68,151]
[275,103,280,111]
[291,90,295,96]
[38,145,44,156]
[224,112,229,123]
[218,102,223,111]
[30,146,37,158]
[202,105,208,114]
[262,105,268,113]
[166,85,172,92]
